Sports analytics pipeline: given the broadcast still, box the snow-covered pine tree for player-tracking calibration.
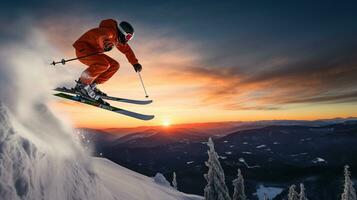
[172,172,178,190]
[264,193,268,200]
[341,165,357,200]
[204,137,231,200]
[232,168,246,200]
[288,185,299,200]
[299,183,308,200]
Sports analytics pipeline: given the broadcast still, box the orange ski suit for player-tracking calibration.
[73,19,138,84]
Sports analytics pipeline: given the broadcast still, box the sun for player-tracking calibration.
[162,119,171,127]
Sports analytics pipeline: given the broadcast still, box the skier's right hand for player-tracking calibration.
[133,63,142,72]
[103,40,114,52]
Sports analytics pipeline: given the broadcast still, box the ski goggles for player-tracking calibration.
[118,26,134,41]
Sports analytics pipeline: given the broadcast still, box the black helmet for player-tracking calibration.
[118,21,134,43]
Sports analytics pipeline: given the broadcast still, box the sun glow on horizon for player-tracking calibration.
[162,119,171,127]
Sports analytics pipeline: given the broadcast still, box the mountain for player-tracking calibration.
[0,103,202,200]
[84,120,357,200]
[79,118,355,149]
[79,125,234,149]
[81,119,357,149]
[218,122,357,168]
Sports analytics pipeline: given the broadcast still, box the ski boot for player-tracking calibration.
[90,83,107,96]
[74,80,109,106]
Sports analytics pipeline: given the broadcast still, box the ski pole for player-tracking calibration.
[137,72,149,98]
[50,51,103,66]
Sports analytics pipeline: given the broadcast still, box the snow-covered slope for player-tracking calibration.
[93,158,202,200]
[0,104,114,200]
[0,102,202,200]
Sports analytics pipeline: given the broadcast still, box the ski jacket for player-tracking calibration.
[73,19,138,65]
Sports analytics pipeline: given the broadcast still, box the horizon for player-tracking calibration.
[77,116,357,130]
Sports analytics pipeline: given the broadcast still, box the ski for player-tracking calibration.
[54,87,153,105]
[54,93,154,121]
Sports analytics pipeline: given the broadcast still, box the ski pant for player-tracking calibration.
[75,43,119,85]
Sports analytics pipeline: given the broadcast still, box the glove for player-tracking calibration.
[103,40,114,52]
[133,63,142,72]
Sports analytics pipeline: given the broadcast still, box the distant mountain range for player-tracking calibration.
[80,118,357,200]
[80,118,357,148]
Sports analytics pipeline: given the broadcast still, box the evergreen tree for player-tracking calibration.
[232,168,247,200]
[299,183,308,200]
[341,165,357,200]
[204,137,231,200]
[264,193,268,200]
[288,185,299,200]
[172,172,178,190]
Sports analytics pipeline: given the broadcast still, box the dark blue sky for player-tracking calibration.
[3,1,357,40]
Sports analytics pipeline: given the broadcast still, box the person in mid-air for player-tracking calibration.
[73,19,142,102]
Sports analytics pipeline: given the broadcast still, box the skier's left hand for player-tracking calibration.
[133,63,142,72]
[103,40,114,52]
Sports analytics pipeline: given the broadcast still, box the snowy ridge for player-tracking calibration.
[0,104,115,200]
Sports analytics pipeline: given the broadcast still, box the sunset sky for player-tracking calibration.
[2,1,357,128]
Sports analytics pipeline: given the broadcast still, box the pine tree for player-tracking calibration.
[288,185,299,200]
[341,165,357,200]
[264,193,268,200]
[172,172,178,190]
[299,183,308,200]
[232,168,247,200]
[204,137,231,200]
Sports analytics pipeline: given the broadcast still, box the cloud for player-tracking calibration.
[283,91,357,104]
[184,37,357,110]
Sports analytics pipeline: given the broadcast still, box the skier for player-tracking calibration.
[73,19,142,102]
